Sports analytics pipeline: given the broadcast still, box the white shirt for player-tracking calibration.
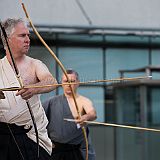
[0,56,52,155]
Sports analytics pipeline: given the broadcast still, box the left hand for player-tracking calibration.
[16,88,35,100]
[75,115,87,127]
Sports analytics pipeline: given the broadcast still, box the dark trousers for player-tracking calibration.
[0,122,51,160]
[51,141,84,160]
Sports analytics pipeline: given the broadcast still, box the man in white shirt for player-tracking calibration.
[0,18,57,160]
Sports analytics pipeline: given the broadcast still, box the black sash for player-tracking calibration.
[51,140,84,160]
[52,140,81,151]
[0,122,32,135]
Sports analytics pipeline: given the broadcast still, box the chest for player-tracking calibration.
[18,63,37,85]
[67,98,85,118]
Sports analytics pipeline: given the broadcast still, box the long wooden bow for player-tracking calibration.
[20,1,89,159]
[0,21,39,159]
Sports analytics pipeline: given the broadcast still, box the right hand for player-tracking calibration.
[0,91,5,99]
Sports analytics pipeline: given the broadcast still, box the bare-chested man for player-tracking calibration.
[43,69,97,160]
[0,18,57,160]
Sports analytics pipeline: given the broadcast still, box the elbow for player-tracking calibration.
[91,111,97,121]
[94,115,97,120]
[93,110,97,120]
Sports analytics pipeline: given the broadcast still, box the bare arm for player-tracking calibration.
[16,60,57,100]
[81,109,97,121]
[76,98,97,126]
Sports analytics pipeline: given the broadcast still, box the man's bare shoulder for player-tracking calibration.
[25,56,46,68]
[25,56,42,64]
[78,94,92,103]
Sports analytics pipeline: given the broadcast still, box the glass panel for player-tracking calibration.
[106,48,149,78]
[116,129,147,160]
[114,86,160,160]
[148,87,160,125]
[151,49,160,79]
[147,130,160,160]
[58,34,103,42]
[151,37,160,44]
[58,47,103,81]
[115,86,143,160]
[105,35,149,43]
[115,87,140,125]
[146,87,160,160]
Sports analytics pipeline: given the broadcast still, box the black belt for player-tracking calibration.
[52,141,81,151]
[0,122,32,135]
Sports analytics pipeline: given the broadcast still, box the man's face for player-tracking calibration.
[8,22,30,58]
[62,73,79,95]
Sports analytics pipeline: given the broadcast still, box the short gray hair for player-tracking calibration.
[0,18,26,48]
[62,69,79,80]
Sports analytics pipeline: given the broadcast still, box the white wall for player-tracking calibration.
[0,0,160,29]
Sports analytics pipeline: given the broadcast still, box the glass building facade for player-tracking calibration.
[1,32,160,160]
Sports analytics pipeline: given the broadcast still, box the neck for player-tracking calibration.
[65,92,79,99]
[6,51,25,65]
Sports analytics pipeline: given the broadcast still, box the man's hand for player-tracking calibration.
[75,115,88,127]
[0,91,5,99]
[75,109,97,127]
[16,88,35,100]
